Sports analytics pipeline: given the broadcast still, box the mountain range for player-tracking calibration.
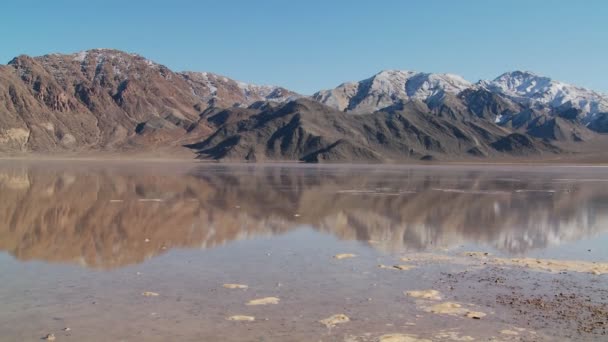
[1,49,607,162]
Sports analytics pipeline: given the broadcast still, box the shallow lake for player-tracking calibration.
[0,161,606,341]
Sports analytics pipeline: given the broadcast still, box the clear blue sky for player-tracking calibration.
[2,0,607,94]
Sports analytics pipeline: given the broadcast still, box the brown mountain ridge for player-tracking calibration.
[1,49,606,161]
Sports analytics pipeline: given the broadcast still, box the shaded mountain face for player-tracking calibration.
[0,49,298,153]
[0,49,606,160]
[186,98,561,162]
[587,112,608,133]
[2,163,608,269]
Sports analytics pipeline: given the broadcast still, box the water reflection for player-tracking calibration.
[1,163,607,269]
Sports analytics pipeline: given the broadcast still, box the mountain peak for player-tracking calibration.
[494,70,542,80]
[490,70,552,92]
[374,69,418,77]
[314,69,472,113]
[484,70,608,115]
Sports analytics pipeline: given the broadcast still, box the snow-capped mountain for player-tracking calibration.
[2,48,608,158]
[312,70,472,113]
[480,71,608,118]
[313,69,608,119]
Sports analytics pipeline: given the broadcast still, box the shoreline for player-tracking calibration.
[1,155,608,167]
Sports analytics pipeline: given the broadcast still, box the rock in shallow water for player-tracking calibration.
[334,253,356,259]
[223,284,248,289]
[227,315,255,321]
[246,297,280,305]
[319,314,350,328]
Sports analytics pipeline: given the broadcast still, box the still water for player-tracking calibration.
[0,162,607,341]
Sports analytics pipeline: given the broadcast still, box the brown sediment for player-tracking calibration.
[423,302,486,320]
[490,257,608,275]
[246,297,280,306]
[496,293,608,337]
[319,314,350,328]
[461,251,608,274]
[410,251,608,275]
[462,251,608,274]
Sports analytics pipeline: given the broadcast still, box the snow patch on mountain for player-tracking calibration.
[72,51,88,62]
[480,71,608,117]
[313,70,472,113]
[180,71,299,107]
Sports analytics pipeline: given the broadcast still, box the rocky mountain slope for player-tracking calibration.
[0,49,607,161]
[187,97,560,162]
[0,49,298,154]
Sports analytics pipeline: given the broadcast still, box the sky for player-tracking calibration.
[1,0,607,95]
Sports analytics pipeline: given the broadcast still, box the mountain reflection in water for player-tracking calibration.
[0,162,607,269]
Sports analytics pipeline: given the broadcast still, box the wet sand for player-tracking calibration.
[0,161,607,341]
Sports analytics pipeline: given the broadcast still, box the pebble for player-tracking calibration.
[223,284,248,289]
[405,290,442,301]
[466,311,486,319]
[378,333,431,342]
[334,253,356,259]
[319,314,350,328]
[227,315,255,321]
[379,264,414,271]
[500,330,519,335]
[247,297,280,305]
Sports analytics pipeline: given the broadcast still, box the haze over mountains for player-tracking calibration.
[1,49,607,161]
